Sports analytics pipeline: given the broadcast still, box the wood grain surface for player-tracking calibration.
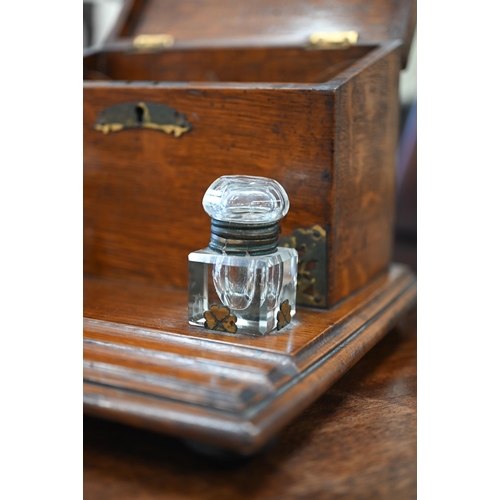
[97,45,374,84]
[332,44,400,303]
[121,0,416,67]
[83,2,417,495]
[84,42,401,307]
[84,264,416,454]
[84,306,417,500]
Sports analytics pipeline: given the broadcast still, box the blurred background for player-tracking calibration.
[83,0,417,272]
[83,0,126,49]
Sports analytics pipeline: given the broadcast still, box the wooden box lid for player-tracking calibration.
[117,0,416,66]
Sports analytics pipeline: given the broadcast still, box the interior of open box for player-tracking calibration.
[84,45,374,84]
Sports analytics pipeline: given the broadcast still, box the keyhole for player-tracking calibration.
[135,104,144,124]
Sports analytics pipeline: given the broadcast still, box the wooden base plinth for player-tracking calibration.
[83,263,416,455]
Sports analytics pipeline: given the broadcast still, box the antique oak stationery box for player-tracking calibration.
[83,0,417,454]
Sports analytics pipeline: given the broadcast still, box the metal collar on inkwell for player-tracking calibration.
[208,219,280,256]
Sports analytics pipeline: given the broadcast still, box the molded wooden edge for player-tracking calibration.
[83,264,416,455]
[248,279,416,451]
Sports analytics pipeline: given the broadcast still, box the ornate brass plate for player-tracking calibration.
[94,101,192,137]
[279,225,327,307]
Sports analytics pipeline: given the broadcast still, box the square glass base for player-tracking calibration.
[188,247,297,335]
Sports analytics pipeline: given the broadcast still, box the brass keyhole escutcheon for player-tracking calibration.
[94,101,192,138]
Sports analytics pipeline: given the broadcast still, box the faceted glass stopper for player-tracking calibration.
[202,175,290,223]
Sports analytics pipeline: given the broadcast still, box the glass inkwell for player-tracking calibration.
[188,175,298,335]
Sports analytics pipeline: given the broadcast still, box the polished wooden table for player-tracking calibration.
[83,305,416,500]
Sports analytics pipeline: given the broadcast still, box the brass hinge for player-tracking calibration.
[132,34,174,52]
[308,31,358,49]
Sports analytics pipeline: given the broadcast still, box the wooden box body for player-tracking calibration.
[84,0,416,309]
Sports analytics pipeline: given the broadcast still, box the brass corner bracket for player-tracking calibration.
[279,225,328,308]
